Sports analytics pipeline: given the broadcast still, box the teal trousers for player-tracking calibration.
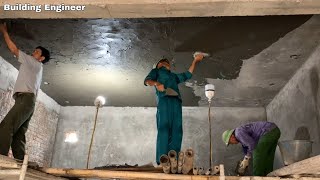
[156,96,182,164]
[0,93,35,160]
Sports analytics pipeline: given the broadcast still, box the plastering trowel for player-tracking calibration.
[235,160,248,176]
[165,88,179,96]
[193,51,210,58]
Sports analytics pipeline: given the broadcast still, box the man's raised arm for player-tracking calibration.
[0,23,19,58]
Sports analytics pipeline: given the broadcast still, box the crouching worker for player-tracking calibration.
[222,121,281,176]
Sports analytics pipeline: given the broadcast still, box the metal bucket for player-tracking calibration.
[278,140,313,165]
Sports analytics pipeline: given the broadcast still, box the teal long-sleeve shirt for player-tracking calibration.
[144,67,193,100]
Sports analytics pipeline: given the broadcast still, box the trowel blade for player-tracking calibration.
[165,88,179,96]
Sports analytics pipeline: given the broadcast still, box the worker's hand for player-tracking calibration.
[0,23,8,33]
[194,53,204,62]
[237,156,250,175]
[155,83,165,92]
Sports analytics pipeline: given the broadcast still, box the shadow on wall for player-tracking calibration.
[310,67,320,139]
[294,126,311,140]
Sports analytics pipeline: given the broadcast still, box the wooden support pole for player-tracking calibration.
[27,168,69,180]
[19,154,28,180]
[40,168,243,180]
[208,101,213,168]
[0,169,21,175]
[90,167,163,172]
[219,164,225,180]
[268,155,320,177]
[86,106,99,169]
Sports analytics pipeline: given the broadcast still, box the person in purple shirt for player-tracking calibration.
[222,121,281,176]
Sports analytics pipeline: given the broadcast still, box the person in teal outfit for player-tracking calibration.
[144,54,204,165]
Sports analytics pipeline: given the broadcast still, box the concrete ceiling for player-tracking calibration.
[1,15,320,107]
[1,0,320,18]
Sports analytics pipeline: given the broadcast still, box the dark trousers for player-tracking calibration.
[0,93,35,160]
[253,127,281,176]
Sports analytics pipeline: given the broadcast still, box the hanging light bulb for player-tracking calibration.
[205,84,215,168]
[205,84,215,102]
[94,96,106,107]
[87,95,106,169]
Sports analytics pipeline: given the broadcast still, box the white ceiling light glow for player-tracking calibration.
[64,131,78,143]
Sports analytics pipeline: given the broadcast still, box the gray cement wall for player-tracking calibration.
[52,106,266,175]
[0,56,61,167]
[266,45,320,169]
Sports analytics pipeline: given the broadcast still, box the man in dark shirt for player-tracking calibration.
[222,121,281,176]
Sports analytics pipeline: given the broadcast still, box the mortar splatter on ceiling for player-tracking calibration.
[0,15,318,107]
